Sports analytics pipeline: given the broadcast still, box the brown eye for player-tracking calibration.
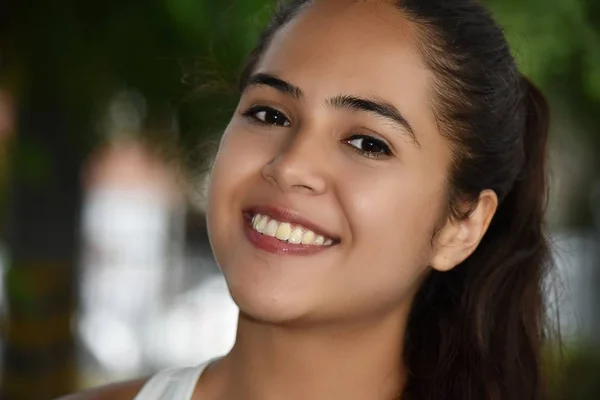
[345,134,392,159]
[244,105,291,127]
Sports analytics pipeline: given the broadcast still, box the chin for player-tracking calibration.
[225,276,319,326]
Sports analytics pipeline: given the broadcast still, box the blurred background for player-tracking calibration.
[0,0,599,399]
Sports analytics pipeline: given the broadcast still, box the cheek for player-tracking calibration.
[345,166,445,251]
[208,122,265,202]
[334,166,446,305]
[206,121,284,261]
[207,126,260,248]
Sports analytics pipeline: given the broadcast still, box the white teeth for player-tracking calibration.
[301,231,315,245]
[275,223,292,240]
[289,228,304,244]
[250,214,334,246]
[255,215,268,233]
[265,220,279,237]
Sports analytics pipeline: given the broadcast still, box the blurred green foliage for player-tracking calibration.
[488,0,600,129]
[487,0,600,227]
[3,0,275,147]
[548,346,600,400]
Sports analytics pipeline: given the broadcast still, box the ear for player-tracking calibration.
[430,190,498,272]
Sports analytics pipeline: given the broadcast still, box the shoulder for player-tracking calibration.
[54,378,148,400]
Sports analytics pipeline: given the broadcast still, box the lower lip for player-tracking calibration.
[243,220,334,256]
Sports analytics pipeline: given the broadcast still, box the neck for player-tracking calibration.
[212,310,408,400]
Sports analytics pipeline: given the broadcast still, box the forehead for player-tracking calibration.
[254,0,436,131]
[256,0,431,100]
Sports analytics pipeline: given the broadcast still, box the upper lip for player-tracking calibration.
[244,204,341,242]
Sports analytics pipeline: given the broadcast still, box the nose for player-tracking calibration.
[261,131,329,195]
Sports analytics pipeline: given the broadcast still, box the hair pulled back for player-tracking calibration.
[238,1,552,399]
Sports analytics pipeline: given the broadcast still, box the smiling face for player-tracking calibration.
[207,0,456,325]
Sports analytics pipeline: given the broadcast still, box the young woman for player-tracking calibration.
[63,0,552,399]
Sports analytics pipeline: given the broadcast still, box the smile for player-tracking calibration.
[251,213,334,246]
[242,206,340,256]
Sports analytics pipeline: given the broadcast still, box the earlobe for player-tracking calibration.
[430,190,498,272]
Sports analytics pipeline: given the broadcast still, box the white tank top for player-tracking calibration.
[133,360,212,400]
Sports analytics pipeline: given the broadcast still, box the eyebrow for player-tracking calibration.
[243,73,419,146]
[327,95,418,146]
[244,73,304,99]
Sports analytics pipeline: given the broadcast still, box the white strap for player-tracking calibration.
[134,363,209,400]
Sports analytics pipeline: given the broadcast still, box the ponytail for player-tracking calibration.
[239,1,554,399]
[402,77,552,400]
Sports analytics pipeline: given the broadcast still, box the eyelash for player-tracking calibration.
[242,105,392,159]
[242,105,291,127]
[345,134,392,159]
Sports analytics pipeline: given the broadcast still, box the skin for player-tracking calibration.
[61,0,497,399]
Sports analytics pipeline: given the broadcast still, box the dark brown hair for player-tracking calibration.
[238,1,552,399]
